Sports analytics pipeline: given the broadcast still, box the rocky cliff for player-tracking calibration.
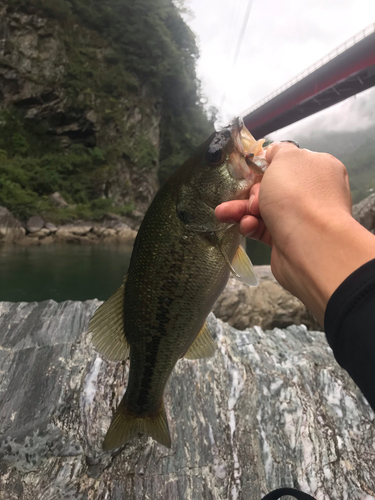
[0,0,213,222]
[0,3,161,214]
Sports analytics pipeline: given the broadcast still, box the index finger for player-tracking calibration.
[265,141,300,163]
[215,199,250,223]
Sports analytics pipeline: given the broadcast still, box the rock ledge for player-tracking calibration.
[0,300,374,499]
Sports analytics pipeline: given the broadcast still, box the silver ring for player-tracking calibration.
[281,140,300,148]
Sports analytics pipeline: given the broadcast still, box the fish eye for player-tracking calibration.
[206,146,223,165]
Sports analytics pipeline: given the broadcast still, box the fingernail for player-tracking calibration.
[249,193,255,210]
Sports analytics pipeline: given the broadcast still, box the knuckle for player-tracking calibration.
[317,152,348,176]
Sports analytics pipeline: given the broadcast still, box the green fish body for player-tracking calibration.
[89,118,266,450]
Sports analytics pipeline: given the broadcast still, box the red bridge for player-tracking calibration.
[242,24,375,139]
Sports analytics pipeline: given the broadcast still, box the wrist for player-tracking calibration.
[273,211,375,325]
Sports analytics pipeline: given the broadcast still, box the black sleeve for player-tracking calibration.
[324,258,375,411]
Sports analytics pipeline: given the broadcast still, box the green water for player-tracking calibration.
[246,239,272,267]
[0,240,271,303]
[0,244,133,303]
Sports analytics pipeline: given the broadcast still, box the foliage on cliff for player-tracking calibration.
[0,0,214,221]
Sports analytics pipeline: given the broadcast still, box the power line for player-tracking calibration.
[224,0,243,61]
[220,0,254,110]
[232,0,254,66]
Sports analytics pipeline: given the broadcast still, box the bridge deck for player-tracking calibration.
[242,25,375,138]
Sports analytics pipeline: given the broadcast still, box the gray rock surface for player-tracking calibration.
[214,267,321,331]
[45,222,57,233]
[71,223,93,236]
[0,300,374,499]
[0,207,25,243]
[49,192,69,208]
[54,223,137,244]
[26,215,44,234]
[27,228,50,238]
[0,206,138,245]
[352,193,375,232]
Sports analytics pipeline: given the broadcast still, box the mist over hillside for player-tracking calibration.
[299,125,375,203]
[269,87,375,203]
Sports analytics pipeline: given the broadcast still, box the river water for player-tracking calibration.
[0,244,133,303]
[0,240,270,303]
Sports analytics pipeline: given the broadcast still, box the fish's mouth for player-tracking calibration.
[234,117,264,155]
[230,117,269,176]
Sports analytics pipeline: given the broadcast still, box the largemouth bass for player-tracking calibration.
[89,117,267,450]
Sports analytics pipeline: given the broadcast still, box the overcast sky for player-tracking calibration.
[184,0,375,135]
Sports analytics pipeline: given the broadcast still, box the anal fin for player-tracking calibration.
[88,275,130,361]
[184,321,216,359]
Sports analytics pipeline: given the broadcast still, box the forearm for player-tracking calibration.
[324,258,375,410]
[274,212,375,325]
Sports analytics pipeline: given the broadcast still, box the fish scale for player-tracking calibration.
[89,117,267,450]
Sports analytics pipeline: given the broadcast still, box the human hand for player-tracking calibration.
[216,141,352,245]
[216,142,375,325]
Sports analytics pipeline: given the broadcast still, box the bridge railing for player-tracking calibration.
[242,23,375,116]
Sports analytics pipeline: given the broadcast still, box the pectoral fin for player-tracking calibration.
[232,244,258,286]
[88,276,130,361]
[211,233,257,286]
[209,232,241,279]
[183,321,216,359]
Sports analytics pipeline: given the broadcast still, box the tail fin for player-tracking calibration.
[103,400,171,450]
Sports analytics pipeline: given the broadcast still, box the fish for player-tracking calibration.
[88,117,268,450]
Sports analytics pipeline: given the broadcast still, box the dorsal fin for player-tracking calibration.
[183,321,216,359]
[89,276,130,361]
[232,245,258,286]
